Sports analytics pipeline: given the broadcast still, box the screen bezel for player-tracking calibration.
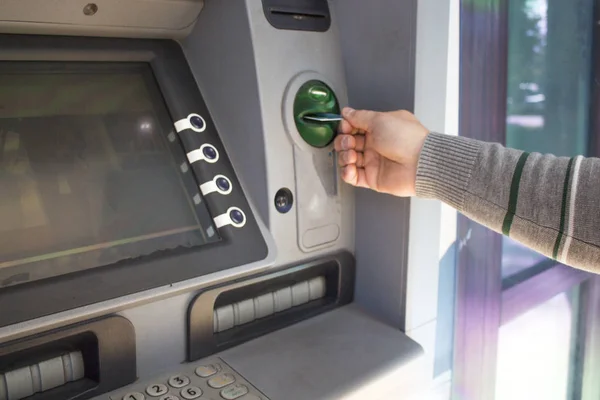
[0,34,269,327]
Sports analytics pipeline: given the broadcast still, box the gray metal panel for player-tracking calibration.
[183,0,355,266]
[181,0,270,225]
[220,304,425,400]
[331,0,417,330]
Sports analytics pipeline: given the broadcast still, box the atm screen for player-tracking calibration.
[0,62,219,287]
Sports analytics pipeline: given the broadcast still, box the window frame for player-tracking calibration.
[453,0,600,398]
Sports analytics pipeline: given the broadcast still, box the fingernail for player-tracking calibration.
[342,107,354,117]
[342,136,350,149]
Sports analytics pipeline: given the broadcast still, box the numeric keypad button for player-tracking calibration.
[180,386,202,399]
[146,384,168,397]
[159,396,179,400]
[123,393,145,400]
[168,375,190,388]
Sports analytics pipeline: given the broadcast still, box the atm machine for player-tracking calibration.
[0,1,426,399]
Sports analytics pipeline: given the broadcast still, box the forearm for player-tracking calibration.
[415,132,600,273]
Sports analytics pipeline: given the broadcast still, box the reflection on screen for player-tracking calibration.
[0,64,219,287]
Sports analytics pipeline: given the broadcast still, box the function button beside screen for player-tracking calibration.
[214,207,247,229]
[186,144,219,164]
[123,393,145,400]
[200,175,232,196]
[180,386,202,399]
[208,373,235,389]
[195,364,221,378]
[189,115,206,131]
[168,375,190,389]
[229,209,244,225]
[202,145,218,161]
[216,176,231,192]
[220,384,249,399]
[146,383,168,397]
[174,113,207,133]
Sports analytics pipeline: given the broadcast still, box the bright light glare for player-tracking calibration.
[495,291,572,400]
[139,122,152,132]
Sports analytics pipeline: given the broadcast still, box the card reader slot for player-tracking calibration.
[268,8,328,19]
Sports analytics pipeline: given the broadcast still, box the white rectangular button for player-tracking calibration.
[233,299,255,326]
[70,351,85,380]
[39,356,66,391]
[291,281,310,306]
[5,367,34,400]
[253,292,274,319]
[215,305,235,332]
[273,287,292,312]
[308,276,326,300]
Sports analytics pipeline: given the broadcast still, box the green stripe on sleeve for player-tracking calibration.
[552,157,575,259]
[502,152,530,236]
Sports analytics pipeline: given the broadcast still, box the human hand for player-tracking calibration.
[334,107,429,197]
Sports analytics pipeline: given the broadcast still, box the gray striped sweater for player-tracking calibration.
[415,132,600,273]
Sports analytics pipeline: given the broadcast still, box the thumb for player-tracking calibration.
[342,107,377,132]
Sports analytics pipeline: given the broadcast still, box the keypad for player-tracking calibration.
[109,358,266,400]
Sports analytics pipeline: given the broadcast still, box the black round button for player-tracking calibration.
[229,209,245,225]
[189,115,206,131]
[274,188,293,214]
[216,177,230,192]
[202,145,217,160]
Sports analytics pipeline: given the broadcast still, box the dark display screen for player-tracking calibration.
[0,62,219,287]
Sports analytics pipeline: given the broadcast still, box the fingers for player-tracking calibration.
[334,134,365,152]
[342,107,377,132]
[337,150,364,168]
[341,164,369,188]
[336,107,372,190]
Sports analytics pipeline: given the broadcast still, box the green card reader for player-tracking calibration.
[293,80,340,148]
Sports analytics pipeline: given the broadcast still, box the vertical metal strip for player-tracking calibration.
[453,0,508,399]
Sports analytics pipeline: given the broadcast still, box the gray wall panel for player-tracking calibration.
[332,0,417,329]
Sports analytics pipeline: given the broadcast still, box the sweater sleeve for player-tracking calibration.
[415,132,600,274]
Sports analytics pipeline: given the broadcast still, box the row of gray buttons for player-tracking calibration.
[213,276,326,332]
